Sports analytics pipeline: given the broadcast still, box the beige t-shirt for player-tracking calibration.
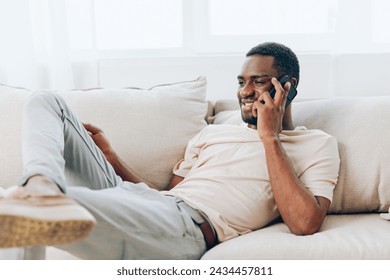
[166,124,340,242]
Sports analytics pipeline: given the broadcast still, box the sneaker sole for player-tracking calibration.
[0,214,95,248]
[0,201,96,248]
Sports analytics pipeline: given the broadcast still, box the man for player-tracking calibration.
[0,42,339,259]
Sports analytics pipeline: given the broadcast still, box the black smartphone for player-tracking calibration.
[269,75,297,108]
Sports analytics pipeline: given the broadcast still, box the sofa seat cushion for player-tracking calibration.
[0,248,24,260]
[202,214,390,259]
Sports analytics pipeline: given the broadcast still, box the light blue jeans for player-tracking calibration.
[20,91,206,259]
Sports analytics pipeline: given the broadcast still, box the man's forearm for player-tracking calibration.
[262,136,329,235]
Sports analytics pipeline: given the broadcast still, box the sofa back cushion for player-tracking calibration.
[0,77,208,190]
[293,97,390,213]
[212,97,390,213]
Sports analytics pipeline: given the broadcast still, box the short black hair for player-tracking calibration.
[246,42,300,86]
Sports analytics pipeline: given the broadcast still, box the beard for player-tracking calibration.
[241,111,257,126]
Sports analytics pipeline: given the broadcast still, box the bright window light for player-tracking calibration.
[371,0,390,43]
[66,0,94,49]
[66,0,183,50]
[94,0,182,49]
[64,0,390,55]
[208,0,338,35]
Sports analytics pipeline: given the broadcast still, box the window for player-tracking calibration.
[209,0,337,35]
[371,0,390,44]
[209,0,336,36]
[65,0,390,57]
[66,0,182,51]
[192,0,338,53]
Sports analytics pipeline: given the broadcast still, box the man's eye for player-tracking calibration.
[253,80,266,86]
[238,81,245,86]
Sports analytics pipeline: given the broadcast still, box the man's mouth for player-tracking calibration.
[240,100,258,126]
[241,100,255,108]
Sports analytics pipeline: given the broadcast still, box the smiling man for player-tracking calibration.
[167,43,340,242]
[235,44,336,235]
[0,42,340,259]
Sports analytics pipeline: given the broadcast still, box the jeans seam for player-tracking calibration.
[53,93,117,188]
[64,115,117,188]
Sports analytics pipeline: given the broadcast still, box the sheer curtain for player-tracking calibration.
[0,0,73,90]
[0,0,389,92]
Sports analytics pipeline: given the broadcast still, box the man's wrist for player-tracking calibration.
[260,134,280,145]
[104,149,118,165]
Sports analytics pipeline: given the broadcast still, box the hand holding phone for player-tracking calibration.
[268,75,297,108]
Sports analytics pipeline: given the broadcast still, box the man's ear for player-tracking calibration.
[290,77,298,88]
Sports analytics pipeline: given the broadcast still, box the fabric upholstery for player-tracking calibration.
[2,84,390,260]
[202,214,390,259]
[0,77,208,190]
[0,85,29,187]
[56,77,208,190]
[294,97,390,213]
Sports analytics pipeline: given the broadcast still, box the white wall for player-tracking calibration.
[96,53,390,101]
[98,56,242,100]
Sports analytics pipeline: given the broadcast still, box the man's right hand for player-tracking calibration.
[83,122,158,189]
[83,123,114,161]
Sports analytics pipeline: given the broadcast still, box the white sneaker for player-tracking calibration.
[0,186,96,248]
[380,206,390,220]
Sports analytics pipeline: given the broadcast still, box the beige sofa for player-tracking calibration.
[1,77,390,260]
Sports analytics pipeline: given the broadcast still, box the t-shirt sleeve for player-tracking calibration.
[173,128,205,178]
[299,135,340,202]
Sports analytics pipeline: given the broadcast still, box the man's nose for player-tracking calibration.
[239,83,255,98]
